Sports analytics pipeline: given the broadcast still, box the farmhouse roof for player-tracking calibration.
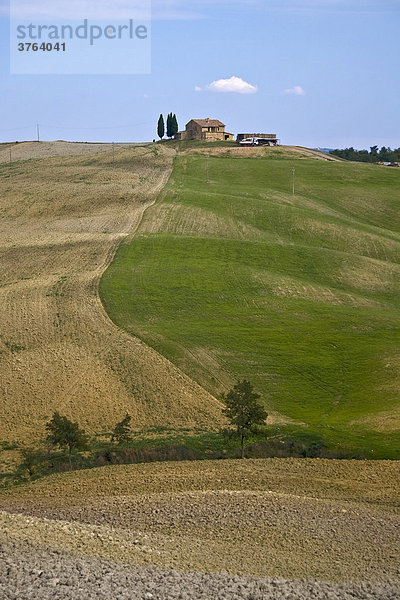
[190,118,225,127]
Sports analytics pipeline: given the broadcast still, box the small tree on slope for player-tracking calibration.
[46,411,88,469]
[222,380,267,459]
[112,413,133,444]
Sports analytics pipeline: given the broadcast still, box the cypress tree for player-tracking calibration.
[157,114,165,140]
[172,114,179,137]
[166,113,173,138]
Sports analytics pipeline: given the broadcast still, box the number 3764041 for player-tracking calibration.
[18,42,66,51]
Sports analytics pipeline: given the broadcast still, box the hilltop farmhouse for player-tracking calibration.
[175,118,234,142]
[173,117,280,145]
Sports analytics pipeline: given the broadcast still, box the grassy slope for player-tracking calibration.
[100,150,400,457]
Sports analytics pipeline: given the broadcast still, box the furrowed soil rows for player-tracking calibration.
[0,142,223,442]
[0,459,399,596]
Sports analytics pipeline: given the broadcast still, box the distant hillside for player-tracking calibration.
[331,146,400,163]
[100,144,400,457]
[313,147,334,154]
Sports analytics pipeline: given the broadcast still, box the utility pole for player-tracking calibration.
[292,167,295,196]
[37,124,40,142]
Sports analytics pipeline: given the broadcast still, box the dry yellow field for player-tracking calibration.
[0,142,223,443]
[0,141,137,164]
[183,144,342,160]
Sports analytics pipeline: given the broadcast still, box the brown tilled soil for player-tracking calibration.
[0,142,223,444]
[0,458,399,596]
[2,537,399,600]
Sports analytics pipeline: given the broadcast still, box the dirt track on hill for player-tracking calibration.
[0,142,223,443]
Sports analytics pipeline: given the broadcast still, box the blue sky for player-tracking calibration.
[0,0,399,148]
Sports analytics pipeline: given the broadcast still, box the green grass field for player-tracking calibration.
[100,151,400,458]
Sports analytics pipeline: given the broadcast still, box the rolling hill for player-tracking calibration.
[100,144,400,457]
[0,142,399,596]
[1,141,398,457]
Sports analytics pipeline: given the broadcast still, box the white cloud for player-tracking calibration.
[284,85,306,96]
[198,76,258,94]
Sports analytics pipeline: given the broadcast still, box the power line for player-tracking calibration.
[0,120,154,134]
[38,121,154,131]
[0,126,32,132]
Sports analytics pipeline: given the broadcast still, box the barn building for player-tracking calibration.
[237,133,279,146]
